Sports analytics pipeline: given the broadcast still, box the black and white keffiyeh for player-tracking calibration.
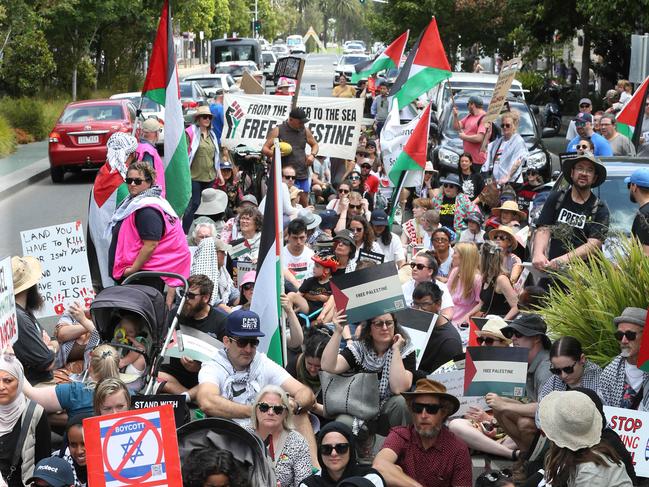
[106,132,138,177]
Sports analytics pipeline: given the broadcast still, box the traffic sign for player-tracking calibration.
[84,406,182,487]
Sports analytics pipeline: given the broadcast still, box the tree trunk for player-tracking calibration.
[322,15,329,48]
[580,29,590,97]
[72,64,77,101]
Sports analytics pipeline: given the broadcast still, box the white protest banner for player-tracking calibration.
[483,57,523,124]
[380,102,424,187]
[605,406,649,477]
[0,257,17,350]
[20,221,95,318]
[166,325,223,363]
[430,369,488,417]
[84,405,182,487]
[223,93,364,160]
[394,308,436,368]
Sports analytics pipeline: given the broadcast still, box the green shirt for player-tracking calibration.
[191,132,216,182]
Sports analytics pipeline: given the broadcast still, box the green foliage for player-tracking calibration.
[537,237,649,367]
[176,0,216,37]
[0,28,55,96]
[0,98,49,141]
[0,114,16,157]
[515,71,545,103]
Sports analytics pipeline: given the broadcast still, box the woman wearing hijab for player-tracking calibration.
[0,355,50,487]
[299,422,382,487]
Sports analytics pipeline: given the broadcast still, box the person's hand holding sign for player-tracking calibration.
[485,393,505,411]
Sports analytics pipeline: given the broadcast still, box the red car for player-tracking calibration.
[48,99,138,183]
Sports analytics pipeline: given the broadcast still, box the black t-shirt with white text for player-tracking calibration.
[536,190,610,260]
[439,195,457,229]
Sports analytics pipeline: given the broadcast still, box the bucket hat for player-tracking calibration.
[561,153,607,188]
[439,173,462,190]
[402,379,460,416]
[240,194,259,207]
[11,256,42,295]
[333,228,357,255]
[297,209,321,230]
[196,188,228,215]
[614,307,647,328]
[488,225,518,250]
[539,390,602,451]
[501,313,547,338]
[142,117,162,133]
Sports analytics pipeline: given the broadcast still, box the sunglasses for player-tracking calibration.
[320,443,350,456]
[442,183,458,189]
[550,361,578,376]
[501,329,524,339]
[350,176,361,181]
[477,336,501,345]
[349,204,362,210]
[230,337,260,348]
[242,283,254,291]
[576,144,590,150]
[350,227,364,233]
[371,319,394,329]
[425,171,435,175]
[125,177,148,185]
[614,330,638,341]
[198,114,212,120]
[492,234,509,241]
[333,239,350,246]
[526,169,539,175]
[579,104,591,108]
[338,189,350,194]
[182,291,201,300]
[283,174,296,180]
[502,123,512,128]
[575,122,587,128]
[411,402,442,415]
[257,402,287,414]
[409,262,430,271]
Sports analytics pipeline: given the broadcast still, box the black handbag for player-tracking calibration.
[319,371,380,420]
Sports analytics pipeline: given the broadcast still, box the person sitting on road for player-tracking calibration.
[490,200,525,231]
[221,205,263,261]
[566,112,613,156]
[334,191,372,232]
[476,241,518,320]
[516,168,546,216]
[93,378,131,416]
[348,216,382,262]
[191,239,238,311]
[221,195,259,242]
[181,447,249,487]
[431,227,455,282]
[54,412,93,487]
[372,379,472,487]
[249,385,312,487]
[488,225,522,283]
[52,301,100,381]
[447,242,481,328]
[458,211,485,245]
[370,210,405,267]
[430,173,478,234]
[196,309,318,467]
[299,255,337,316]
[401,197,433,247]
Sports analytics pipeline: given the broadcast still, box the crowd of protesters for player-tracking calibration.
[7,74,649,487]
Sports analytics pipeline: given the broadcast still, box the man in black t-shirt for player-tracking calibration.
[533,154,609,270]
[159,274,226,401]
[627,167,649,257]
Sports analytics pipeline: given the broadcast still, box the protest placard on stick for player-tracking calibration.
[0,257,17,350]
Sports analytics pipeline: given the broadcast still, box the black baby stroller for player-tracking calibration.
[177,418,277,486]
[90,271,189,394]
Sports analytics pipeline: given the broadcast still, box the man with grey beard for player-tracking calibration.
[373,379,472,487]
[599,307,649,410]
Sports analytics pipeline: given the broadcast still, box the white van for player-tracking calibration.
[286,35,306,54]
[430,72,525,118]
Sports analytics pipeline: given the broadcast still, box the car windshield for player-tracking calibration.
[59,105,123,123]
[443,102,536,138]
[340,56,368,65]
[192,78,223,89]
[595,176,635,234]
[262,53,275,62]
[214,44,256,63]
[347,44,364,50]
[137,98,161,113]
[215,65,253,77]
[287,37,302,46]
[179,83,194,97]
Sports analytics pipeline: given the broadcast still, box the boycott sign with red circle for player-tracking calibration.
[84,406,182,487]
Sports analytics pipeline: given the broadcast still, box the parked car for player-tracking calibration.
[48,99,137,183]
[210,37,262,74]
[333,54,371,86]
[432,96,552,180]
[343,42,366,55]
[214,61,259,82]
[179,81,209,125]
[286,34,306,54]
[271,44,290,57]
[261,51,277,84]
[182,73,237,96]
[109,92,165,145]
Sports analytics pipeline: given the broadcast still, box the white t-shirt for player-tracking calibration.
[282,245,314,283]
[401,279,453,310]
[625,361,645,391]
[353,241,383,262]
[375,233,406,263]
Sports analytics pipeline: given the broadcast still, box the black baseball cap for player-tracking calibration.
[289,107,309,122]
[27,457,75,487]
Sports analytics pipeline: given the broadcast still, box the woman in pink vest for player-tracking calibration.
[109,161,190,306]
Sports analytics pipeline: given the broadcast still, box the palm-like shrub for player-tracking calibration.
[537,237,649,367]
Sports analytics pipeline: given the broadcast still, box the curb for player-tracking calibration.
[0,157,50,201]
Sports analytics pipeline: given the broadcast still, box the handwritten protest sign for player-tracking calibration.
[395,308,436,368]
[223,93,364,160]
[20,221,94,318]
[483,58,523,124]
[84,405,182,487]
[431,369,488,417]
[0,257,17,350]
[605,406,649,477]
[330,262,405,323]
[166,325,223,363]
[464,346,528,398]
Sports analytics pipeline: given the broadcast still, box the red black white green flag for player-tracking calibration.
[617,76,649,148]
[351,31,409,84]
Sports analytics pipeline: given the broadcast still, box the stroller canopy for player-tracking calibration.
[176,418,276,486]
[90,284,167,344]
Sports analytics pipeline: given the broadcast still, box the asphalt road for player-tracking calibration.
[0,53,567,259]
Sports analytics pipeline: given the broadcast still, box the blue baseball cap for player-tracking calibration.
[370,209,388,226]
[226,309,265,337]
[221,160,233,169]
[27,457,75,487]
[625,168,649,188]
[573,112,593,123]
[319,209,338,230]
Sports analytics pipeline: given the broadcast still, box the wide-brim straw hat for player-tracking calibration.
[539,390,602,451]
[492,200,525,220]
[194,105,213,119]
[475,315,512,344]
[488,225,518,250]
[12,256,42,295]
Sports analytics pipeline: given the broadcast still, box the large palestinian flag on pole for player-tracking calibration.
[250,141,284,365]
[388,102,431,185]
[141,0,191,216]
[617,76,649,147]
[351,31,409,84]
[389,17,451,110]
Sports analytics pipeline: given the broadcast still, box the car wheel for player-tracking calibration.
[50,166,65,183]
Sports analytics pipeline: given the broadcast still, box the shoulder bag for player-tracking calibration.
[319,371,380,420]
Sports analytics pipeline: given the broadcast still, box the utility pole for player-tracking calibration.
[254,0,259,39]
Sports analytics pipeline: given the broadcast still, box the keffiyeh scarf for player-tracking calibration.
[212,349,265,405]
[106,132,138,177]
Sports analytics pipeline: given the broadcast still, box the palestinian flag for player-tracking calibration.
[617,76,649,147]
[637,307,649,372]
[141,0,191,216]
[351,31,409,84]
[250,141,284,365]
[87,164,129,289]
[389,17,451,110]
[388,102,431,185]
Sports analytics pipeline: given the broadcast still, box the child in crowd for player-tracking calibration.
[459,211,485,245]
[299,255,338,314]
[114,312,147,377]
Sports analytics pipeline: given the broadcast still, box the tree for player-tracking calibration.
[0,28,54,95]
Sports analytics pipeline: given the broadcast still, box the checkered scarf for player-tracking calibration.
[106,132,138,177]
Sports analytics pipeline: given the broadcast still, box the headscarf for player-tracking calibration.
[0,355,26,436]
[106,132,138,178]
[301,422,372,487]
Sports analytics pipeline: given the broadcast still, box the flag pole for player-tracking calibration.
[132,96,144,137]
[273,138,288,366]
[387,170,407,227]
